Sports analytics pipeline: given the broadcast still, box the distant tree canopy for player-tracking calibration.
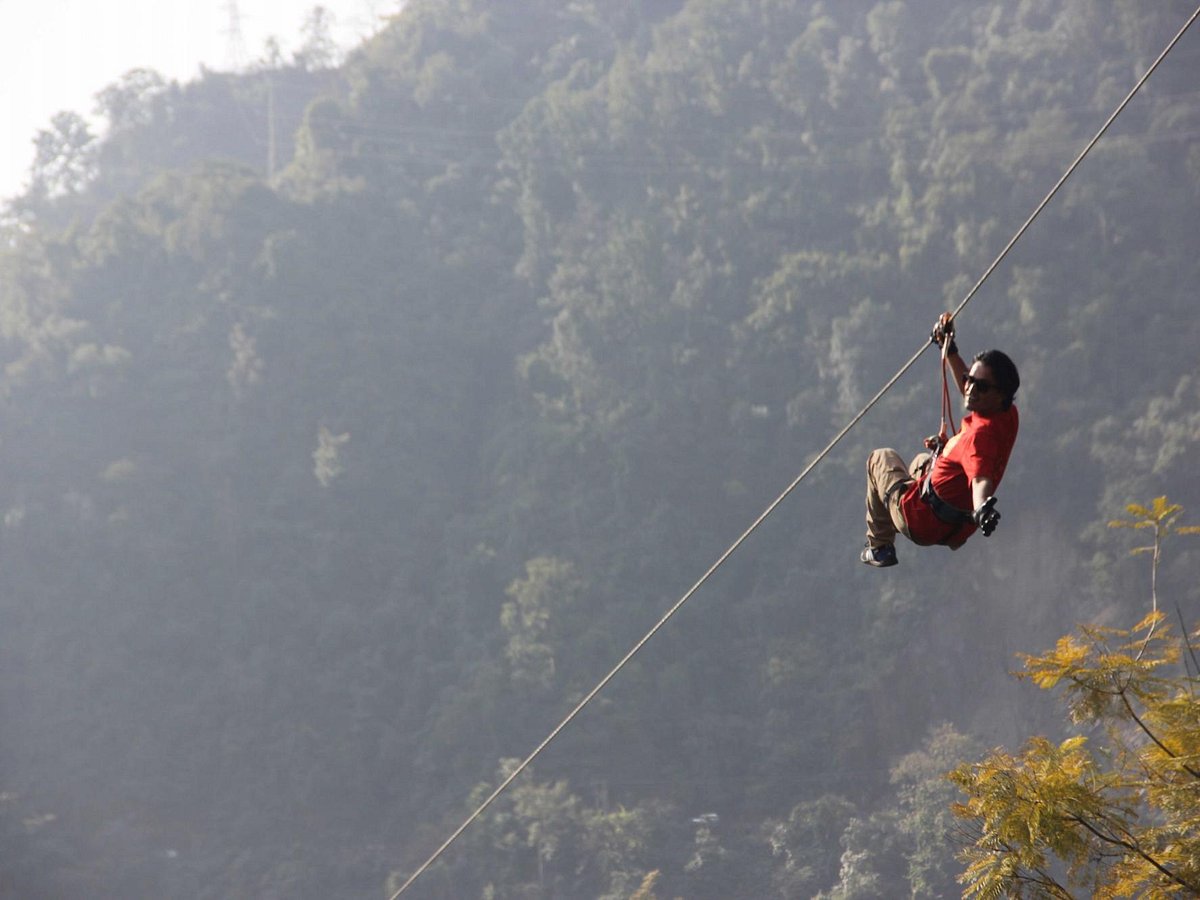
[1,1,1198,898]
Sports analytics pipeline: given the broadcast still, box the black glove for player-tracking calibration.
[973,496,1000,536]
[930,314,958,356]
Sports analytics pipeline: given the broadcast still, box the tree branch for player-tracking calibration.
[1068,814,1200,895]
[1119,691,1200,780]
[1177,604,1199,685]
[994,838,1076,900]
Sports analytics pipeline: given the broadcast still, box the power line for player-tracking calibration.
[387,4,1200,897]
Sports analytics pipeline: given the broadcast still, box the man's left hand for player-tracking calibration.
[973,497,1000,536]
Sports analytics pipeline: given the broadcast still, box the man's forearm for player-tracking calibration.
[972,476,995,510]
[947,348,968,395]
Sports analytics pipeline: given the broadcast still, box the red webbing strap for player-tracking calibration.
[937,335,957,450]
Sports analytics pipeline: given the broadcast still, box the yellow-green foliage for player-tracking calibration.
[951,498,1200,899]
[1108,496,1200,550]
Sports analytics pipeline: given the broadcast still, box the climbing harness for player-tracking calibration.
[919,473,975,532]
[386,5,1200,897]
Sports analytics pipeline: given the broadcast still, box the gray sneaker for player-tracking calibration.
[860,543,898,567]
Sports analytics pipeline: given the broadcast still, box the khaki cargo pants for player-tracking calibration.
[865,448,931,548]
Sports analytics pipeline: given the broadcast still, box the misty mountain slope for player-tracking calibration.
[1,1,1197,897]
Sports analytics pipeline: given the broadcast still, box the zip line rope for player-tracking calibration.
[388,6,1200,896]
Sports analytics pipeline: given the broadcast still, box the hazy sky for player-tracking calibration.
[0,0,395,202]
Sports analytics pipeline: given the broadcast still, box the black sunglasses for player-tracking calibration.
[964,374,997,393]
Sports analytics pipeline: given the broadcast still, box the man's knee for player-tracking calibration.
[868,448,905,478]
[868,447,899,470]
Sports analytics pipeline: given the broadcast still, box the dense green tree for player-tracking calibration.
[501,557,585,691]
[417,761,663,900]
[764,794,856,897]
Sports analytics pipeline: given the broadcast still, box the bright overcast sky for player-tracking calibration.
[0,0,397,203]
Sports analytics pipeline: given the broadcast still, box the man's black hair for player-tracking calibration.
[974,349,1020,410]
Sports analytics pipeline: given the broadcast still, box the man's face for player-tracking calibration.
[964,360,1006,416]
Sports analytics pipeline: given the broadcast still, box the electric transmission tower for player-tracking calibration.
[221,0,249,70]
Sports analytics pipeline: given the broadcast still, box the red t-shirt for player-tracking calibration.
[900,405,1019,548]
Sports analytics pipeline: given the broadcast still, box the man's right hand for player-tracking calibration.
[930,312,956,354]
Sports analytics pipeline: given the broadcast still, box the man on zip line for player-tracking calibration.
[861,314,1020,567]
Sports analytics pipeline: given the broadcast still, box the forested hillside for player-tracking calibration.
[1,2,1198,897]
